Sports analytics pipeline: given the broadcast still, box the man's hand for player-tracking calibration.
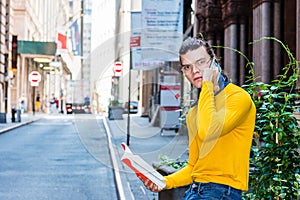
[137,175,163,192]
[203,68,220,92]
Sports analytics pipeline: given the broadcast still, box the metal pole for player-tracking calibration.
[127,67,131,146]
[127,52,132,146]
[32,86,35,116]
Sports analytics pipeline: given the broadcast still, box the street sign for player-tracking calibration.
[114,61,123,73]
[113,61,123,77]
[29,71,41,86]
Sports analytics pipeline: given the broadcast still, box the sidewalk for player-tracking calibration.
[0,113,43,134]
[104,114,189,200]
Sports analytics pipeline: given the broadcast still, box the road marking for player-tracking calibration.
[103,117,126,200]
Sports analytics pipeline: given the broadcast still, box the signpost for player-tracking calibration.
[28,71,41,115]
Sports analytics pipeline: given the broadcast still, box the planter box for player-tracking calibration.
[159,186,188,200]
[153,163,189,200]
[108,106,123,120]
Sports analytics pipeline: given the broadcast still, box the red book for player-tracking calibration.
[121,142,166,189]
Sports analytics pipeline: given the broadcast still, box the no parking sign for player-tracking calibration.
[29,71,41,86]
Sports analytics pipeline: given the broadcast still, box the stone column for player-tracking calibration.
[224,25,238,84]
[261,2,271,83]
[195,0,223,41]
[273,0,281,78]
[239,24,246,84]
[221,0,249,85]
[253,1,271,83]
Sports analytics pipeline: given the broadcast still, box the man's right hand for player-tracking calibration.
[137,175,163,193]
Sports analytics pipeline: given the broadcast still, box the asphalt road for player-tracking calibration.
[0,115,118,200]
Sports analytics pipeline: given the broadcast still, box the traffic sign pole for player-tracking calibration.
[32,86,35,116]
[28,71,41,116]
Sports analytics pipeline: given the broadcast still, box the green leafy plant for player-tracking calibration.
[196,37,299,198]
[237,37,300,199]
[158,154,187,170]
[109,100,121,107]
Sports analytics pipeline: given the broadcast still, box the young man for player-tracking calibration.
[139,37,256,200]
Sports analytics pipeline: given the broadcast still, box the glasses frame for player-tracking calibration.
[181,58,212,75]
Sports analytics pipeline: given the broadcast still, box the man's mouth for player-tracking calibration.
[194,76,202,81]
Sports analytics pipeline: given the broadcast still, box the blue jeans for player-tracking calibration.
[182,182,242,200]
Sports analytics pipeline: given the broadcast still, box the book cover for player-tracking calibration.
[121,142,166,189]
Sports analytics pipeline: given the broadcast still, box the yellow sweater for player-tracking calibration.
[164,81,256,191]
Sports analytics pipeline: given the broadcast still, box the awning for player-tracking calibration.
[18,41,56,56]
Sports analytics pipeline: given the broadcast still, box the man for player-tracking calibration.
[139,37,256,200]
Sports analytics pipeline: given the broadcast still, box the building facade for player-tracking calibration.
[0,0,75,116]
[82,0,92,99]
[191,0,300,85]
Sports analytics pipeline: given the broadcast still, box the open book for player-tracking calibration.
[121,142,166,189]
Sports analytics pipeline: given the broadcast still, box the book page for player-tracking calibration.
[121,143,166,189]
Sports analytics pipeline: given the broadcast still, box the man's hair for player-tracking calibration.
[179,37,216,59]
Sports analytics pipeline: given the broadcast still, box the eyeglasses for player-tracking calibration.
[181,58,212,74]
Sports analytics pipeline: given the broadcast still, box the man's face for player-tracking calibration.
[180,46,211,88]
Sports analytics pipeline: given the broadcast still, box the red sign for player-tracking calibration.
[29,71,41,86]
[130,36,141,48]
[114,62,123,73]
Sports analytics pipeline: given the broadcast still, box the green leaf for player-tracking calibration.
[270,85,279,91]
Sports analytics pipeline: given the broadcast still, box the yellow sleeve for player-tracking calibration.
[163,164,193,189]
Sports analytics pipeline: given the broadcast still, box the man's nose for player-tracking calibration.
[191,64,200,73]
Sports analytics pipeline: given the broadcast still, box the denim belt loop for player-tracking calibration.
[197,183,202,194]
[227,185,231,195]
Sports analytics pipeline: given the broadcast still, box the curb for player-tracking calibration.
[0,118,42,134]
[102,117,126,200]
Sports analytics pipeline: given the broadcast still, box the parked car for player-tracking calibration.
[123,101,138,114]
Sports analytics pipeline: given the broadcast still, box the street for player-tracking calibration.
[0,114,189,200]
[0,115,118,200]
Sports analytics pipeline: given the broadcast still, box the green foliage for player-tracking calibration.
[109,100,121,107]
[158,154,187,170]
[239,37,300,199]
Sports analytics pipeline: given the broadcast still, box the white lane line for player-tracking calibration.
[103,117,126,200]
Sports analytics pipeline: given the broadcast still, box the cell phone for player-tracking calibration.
[209,58,222,73]
[208,58,215,69]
